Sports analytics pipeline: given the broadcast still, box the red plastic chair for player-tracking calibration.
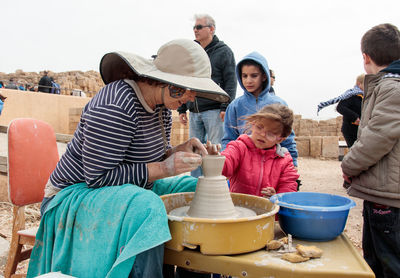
[4,118,59,278]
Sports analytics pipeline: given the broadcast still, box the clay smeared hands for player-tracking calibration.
[261,187,276,198]
[173,137,208,156]
[163,151,202,176]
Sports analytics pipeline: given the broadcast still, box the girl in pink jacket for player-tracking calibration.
[221,103,299,198]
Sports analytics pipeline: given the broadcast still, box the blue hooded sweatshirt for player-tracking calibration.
[222,51,298,166]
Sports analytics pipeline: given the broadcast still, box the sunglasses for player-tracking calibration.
[271,76,276,79]
[168,85,186,98]
[193,24,211,30]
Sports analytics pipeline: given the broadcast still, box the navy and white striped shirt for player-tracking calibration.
[49,80,172,191]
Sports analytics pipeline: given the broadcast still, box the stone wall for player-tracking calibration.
[0,70,104,97]
[293,115,344,159]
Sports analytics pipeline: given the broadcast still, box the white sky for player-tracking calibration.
[1,0,399,119]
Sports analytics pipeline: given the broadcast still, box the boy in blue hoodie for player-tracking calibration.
[222,52,298,167]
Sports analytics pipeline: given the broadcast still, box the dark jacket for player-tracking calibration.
[38,75,52,93]
[178,35,236,113]
[337,94,362,147]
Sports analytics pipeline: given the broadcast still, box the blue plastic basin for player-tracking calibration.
[270,192,356,241]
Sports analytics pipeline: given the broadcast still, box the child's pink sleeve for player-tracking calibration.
[276,153,300,194]
[221,141,242,178]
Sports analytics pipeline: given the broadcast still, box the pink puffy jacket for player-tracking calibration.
[222,134,299,197]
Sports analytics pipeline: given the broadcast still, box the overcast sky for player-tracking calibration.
[2,0,399,119]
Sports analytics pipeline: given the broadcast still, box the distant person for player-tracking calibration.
[222,52,298,168]
[38,71,52,93]
[221,103,299,197]
[18,83,26,91]
[50,77,61,94]
[5,78,18,90]
[341,23,400,278]
[178,13,237,177]
[317,78,364,115]
[269,69,276,95]
[336,74,365,147]
[0,81,5,88]
[0,93,7,115]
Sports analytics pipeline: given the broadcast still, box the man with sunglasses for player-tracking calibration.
[178,14,237,178]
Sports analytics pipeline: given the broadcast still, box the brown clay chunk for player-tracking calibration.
[266,240,283,250]
[296,244,323,258]
[281,252,310,263]
[279,236,288,244]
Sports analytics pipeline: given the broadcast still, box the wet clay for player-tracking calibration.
[170,155,256,219]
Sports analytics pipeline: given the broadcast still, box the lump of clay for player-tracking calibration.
[281,252,310,263]
[266,240,283,250]
[279,237,288,244]
[296,244,323,258]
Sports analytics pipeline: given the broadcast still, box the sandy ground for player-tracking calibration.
[0,157,363,275]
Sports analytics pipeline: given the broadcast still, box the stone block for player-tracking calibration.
[322,136,339,158]
[295,136,310,157]
[310,136,322,158]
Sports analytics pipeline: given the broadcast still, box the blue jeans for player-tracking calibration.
[362,200,400,278]
[189,109,223,177]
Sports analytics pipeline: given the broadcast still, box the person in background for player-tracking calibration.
[50,77,61,94]
[336,74,365,148]
[342,23,400,278]
[27,39,230,278]
[222,51,298,168]
[317,75,364,116]
[0,81,5,88]
[269,69,276,95]
[0,93,7,115]
[221,103,299,197]
[178,13,237,178]
[18,83,26,91]
[5,78,18,90]
[38,71,52,93]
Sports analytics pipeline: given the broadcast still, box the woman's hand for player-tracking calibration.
[163,151,202,176]
[261,187,276,198]
[169,137,208,156]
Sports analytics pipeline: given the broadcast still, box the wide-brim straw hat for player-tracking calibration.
[100,39,230,103]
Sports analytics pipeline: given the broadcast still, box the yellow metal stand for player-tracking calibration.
[164,232,375,278]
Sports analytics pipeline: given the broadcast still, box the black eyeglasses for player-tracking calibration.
[193,24,211,30]
[168,85,186,98]
[271,76,276,79]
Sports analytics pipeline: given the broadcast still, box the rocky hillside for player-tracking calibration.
[0,70,104,97]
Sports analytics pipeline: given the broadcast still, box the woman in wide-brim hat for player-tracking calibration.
[28,39,229,278]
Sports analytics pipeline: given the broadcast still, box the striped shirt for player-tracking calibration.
[48,80,171,192]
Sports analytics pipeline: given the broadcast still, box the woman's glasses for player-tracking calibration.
[168,85,186,98]
[193,24,211,30]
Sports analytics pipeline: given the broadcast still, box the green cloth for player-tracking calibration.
[152,175,198,196]
[27,183,171,278]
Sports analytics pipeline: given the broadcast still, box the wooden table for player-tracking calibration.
[164,232,375,278]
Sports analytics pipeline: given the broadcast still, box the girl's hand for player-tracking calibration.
[203,140,221,155]
[261,187,276,198]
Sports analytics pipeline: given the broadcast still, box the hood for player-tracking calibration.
[381,59,400,74]
[236,52,271,97]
